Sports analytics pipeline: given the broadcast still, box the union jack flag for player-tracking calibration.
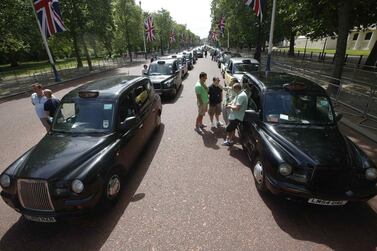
[211,31,219,42]
[144,16,155,42]
[33,0,66,39]
[169,30,176,44]
[218,16,226,35]
[244,0,264,21]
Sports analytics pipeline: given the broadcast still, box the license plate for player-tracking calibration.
[308,198,347,206]
[23,215,56,223]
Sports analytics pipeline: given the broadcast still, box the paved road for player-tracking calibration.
[0,58,376,251]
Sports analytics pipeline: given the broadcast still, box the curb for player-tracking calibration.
[340,117,377,144]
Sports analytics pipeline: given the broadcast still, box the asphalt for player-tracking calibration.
[0,57,376,250]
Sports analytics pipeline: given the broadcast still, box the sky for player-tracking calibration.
[139,0,212,39]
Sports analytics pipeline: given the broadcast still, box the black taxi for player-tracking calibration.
[147,58,182,98]
[0,75,162,222]
[239,72,377,206]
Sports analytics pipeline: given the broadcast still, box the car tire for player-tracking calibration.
[155,111,161,130]
[99,167,122,210]
[170,85,177,98]
[252,156,267,193]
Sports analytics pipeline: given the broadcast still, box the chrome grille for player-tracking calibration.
[17,179,54,212]
[153,83,161,90]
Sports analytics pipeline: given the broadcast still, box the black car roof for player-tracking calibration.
[62,75,144,101]
[245,72,327,94]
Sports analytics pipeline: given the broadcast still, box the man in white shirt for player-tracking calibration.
[31,83,49,132]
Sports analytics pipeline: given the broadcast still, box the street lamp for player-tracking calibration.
[139,1,147,60]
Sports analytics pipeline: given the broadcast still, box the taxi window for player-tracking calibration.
[134,85,149,109]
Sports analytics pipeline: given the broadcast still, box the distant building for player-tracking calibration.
[284,25,377,51]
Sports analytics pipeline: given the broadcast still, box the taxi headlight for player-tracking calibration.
[71,179,84,194]
[0,174,11,188]
[365,168,377,181]
[279,163,293,176]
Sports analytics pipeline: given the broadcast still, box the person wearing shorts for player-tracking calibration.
[223,82,248,146]
[195,72,209,132]
[208,77,224,128]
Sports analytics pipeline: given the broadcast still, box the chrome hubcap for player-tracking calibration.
[107,175,120,198]
[253,161,264,185]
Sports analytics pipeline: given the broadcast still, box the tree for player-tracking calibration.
[154,9,173,55]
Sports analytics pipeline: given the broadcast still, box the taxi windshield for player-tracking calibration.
[264,91,335,125]
[52,101,114,133]
[234,63,259,73]
[149,63,173,75]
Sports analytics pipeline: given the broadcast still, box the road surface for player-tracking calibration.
[0,57,376,251]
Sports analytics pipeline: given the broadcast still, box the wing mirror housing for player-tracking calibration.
[120,116,137,131]
[245,109,260,123]
[335,113,343,122]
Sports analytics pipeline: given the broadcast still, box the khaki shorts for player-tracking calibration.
[197,103,208,116]
[208,103,222,116]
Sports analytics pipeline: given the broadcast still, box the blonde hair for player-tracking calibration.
[44,89,52,98]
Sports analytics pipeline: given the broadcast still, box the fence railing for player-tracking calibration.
[0,57,146,99]
[270,58,377,130]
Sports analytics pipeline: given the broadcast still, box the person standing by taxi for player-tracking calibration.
[223,82,248,146]
[195,72,209,132]
[31,83,49,132]
[208,77,224,128]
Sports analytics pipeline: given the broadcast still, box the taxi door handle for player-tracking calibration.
[139,123,143,129]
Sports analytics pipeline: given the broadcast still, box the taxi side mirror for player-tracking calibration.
[120,116,137,131]
[245,109,260,123]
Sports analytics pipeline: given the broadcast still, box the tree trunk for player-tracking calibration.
[160,34,164,56]
[288,29,295,56]
[81,34,93,71]
[126,30,133,63]
[364,40,377,69]
[330,0,352,88]
[8,53,19,67]
[72,31,83,68]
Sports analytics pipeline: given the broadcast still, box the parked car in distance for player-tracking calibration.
[239,72,377,206]
[224,58,259,86]
[220,53,242,78]
[147,58,182,97]
[196,49,203,58]
[0,75,162,222]
[182,51,195,68]
[175,54,189,78]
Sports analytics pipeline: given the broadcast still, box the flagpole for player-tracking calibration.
[227,30,230,50]
[29,0,61,82]
[266,0,276,72]
[139,1,147,60]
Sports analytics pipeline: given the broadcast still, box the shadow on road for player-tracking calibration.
[198,127,226,150]
[161,84,184,104]
[259,191,377,250]
[0,124,165,251]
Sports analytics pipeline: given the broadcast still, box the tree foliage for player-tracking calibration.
[0,0,199,67]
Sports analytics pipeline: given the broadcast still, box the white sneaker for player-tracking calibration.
[217,121,224,127]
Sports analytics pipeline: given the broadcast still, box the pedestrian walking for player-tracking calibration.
[223,82,248,146]
[208,77,224,128]
[195,72,209,132]
[43,89,60,121]
[204,50,208,58]
[31,83,49,132]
